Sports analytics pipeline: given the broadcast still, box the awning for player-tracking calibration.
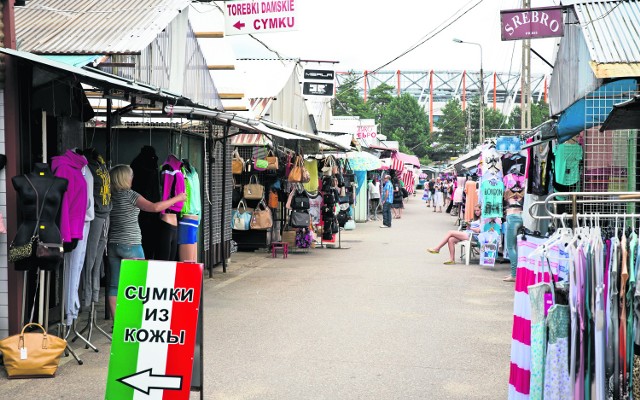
[261,120,351,151]
[164,105,308,142]
[0,47,215,109]
[393,152,421,168]
[600,95,640,131]
[556,78,637,142]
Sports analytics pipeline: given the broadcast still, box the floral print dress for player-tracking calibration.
[544,304,571,399]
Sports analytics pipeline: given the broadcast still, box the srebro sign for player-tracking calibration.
[500,6,564,41]
[224,0,297,36]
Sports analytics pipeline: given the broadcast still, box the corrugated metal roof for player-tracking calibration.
[16,0,190,54]
[573,0,640,75]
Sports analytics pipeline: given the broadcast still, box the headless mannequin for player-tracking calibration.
[11,163,68,271]
[178,159,199,262]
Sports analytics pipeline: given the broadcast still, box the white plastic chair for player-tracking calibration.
[458,234,479,265]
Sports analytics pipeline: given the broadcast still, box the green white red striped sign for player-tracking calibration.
[105,260,203,400]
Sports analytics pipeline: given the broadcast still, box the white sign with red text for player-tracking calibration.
[355,125,378,146]
[224,0,298,36]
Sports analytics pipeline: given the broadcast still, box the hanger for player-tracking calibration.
[182,158,192,173]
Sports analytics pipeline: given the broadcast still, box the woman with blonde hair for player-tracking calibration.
[427,204,482,264]
[107,164,186,319]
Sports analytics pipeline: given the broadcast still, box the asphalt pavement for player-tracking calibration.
[0,191,515,399]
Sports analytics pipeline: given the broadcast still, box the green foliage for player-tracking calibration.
[333,78,431,162]
[508,101,551,130]
[431,98,466,161]
[332,72,370,118]
[381,93,431,159]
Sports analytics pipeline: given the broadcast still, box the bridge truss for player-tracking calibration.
[336,70,548,131]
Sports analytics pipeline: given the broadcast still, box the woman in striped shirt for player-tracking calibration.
[107,164,186,319]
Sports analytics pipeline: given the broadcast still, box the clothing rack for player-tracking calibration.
[528,191,640,223]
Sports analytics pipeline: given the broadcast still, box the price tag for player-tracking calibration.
[20,347,27,360]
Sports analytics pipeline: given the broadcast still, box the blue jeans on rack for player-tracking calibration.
[506,213,523,278]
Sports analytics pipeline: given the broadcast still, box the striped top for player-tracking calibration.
[108,189,141,244]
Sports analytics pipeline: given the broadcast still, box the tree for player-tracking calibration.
[366,83,395,120]
[380,93,431,159]
[508,101,551,130]
[431,98,467,161]
[332,72,370,117]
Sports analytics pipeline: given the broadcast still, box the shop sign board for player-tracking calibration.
[355,125,378,146]
[302,82,334,97]
[105,260,203,400]
[303,69,335,81]
[500,6,564,41]
[224,0,297,36]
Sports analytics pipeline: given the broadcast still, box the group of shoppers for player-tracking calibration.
[425,177,454,213]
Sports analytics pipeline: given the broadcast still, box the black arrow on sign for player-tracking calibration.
[117,368,183,395]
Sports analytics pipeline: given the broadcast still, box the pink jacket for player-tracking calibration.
[160,155,185,214]
[51,150,88,242]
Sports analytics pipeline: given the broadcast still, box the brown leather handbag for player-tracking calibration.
[266,149,279,171]
[250,200,273,230]
[288,155,304,182]
[0,323,66,378]
[268,189,279,209]
[232,148,244,175]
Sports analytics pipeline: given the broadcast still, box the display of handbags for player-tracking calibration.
[243,175,264,200]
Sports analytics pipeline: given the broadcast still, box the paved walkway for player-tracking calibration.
[0,192,516,399]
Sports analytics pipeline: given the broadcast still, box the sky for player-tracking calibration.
[190,0,561,76]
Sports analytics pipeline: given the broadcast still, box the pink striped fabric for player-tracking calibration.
[402,170,415,193]
[508,236,560,399]
[390,156,405,172]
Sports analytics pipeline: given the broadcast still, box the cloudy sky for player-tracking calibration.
[190,0,561,75]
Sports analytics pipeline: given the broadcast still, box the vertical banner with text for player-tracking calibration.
[105,260,203,400]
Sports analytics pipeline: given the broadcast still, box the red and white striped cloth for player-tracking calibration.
[402,170,415,194]
[509,237,560,400]
[390,156,405,172]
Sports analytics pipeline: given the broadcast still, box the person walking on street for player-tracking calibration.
[380,175,393,228]
[427,178,436,208]
[368,176,381,221]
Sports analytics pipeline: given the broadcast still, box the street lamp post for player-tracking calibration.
[453,38,484,145]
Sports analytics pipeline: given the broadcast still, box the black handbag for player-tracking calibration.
[292,189,310,210]
[337,210,349,227]
[232,177,242,208]
[8,177,61,263]
[289,210,311,228]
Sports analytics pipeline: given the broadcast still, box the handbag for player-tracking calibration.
[268,189,279,209]
[0,322,66,378]
[321,156,336,176]
[250,200,273,230]
[243,175,264,200]
[232,148,245,175]
[231,200,252,231]
[266,150,279,171]
[291,189,310,210]
[288,155,304,182]
[344,219,356,231]
[8,177,59,263]
[289,210,311,228]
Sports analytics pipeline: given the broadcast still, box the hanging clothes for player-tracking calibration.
[464,180,479,222]
[527,141,552,196]
[544,304,572,399]
[480,177,504,219]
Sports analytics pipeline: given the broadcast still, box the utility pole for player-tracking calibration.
[520,0,532,131]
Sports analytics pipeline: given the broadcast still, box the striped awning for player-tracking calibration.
[390,156,405,172]
[230,132,270,146]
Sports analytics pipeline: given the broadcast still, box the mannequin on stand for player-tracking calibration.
[156,154,185,261]
[78,148,112,341]
[11,163,68,273]
[52,149,97,352]
[178,159,200,262]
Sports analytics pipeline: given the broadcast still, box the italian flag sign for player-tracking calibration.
[105,260,203,400]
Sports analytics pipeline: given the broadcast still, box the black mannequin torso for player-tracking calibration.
[11,163,68,270]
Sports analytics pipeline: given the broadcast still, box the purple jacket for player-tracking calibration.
[160,155,185,214]
[51,150,88,242]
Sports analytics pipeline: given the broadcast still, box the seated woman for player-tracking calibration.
[427,204,482,264]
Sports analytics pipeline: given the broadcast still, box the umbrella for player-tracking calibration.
[346,151,382,171]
